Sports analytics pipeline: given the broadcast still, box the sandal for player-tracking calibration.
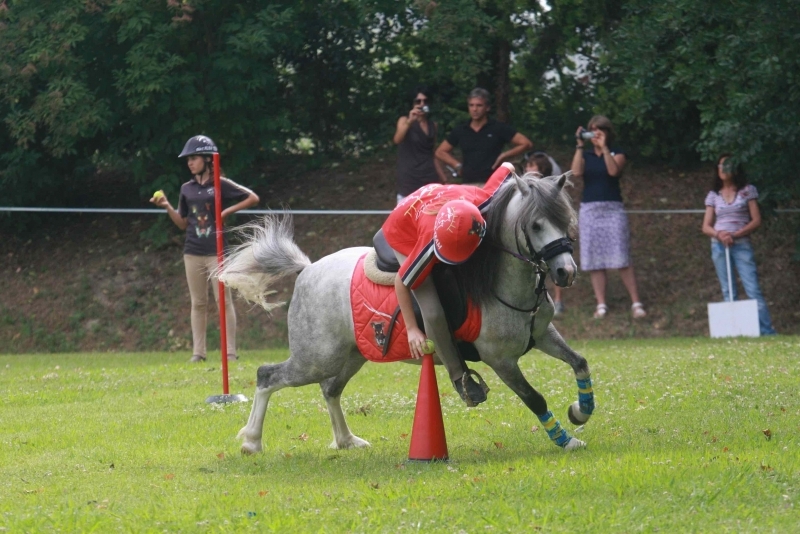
[631,302,647,319]
[593,304,607,319]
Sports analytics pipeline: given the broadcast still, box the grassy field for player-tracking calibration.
[1,337,798,532]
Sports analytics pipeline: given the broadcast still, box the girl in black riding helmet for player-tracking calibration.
[150,135,260,362]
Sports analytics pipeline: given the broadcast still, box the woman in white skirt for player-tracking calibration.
[570,116,646,319]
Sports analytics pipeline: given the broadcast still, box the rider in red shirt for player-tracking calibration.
[381,162,514,405]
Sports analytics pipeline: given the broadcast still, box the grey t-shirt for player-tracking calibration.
[178,177,253,256]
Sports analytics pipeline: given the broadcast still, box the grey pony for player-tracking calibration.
[219,171,594,454]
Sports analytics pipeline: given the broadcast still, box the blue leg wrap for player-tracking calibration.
[538,411,572,448]
[576,376,595,415]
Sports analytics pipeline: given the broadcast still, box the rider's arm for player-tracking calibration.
[395,275,426,359]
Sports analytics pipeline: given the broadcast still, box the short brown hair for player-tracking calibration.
[587,115,616,145]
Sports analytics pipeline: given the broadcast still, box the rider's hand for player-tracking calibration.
[406,327,427,360]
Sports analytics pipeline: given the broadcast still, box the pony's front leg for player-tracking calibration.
[489,360,585,451]
[534,323,595,425]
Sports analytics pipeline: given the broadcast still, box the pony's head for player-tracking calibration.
[458,172,577,306]
[502,172,577,287]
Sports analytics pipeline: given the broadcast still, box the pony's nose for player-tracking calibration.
[554,263,576,287]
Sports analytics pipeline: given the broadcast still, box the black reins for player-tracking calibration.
[492,224,573,313]
[491,228,573,349]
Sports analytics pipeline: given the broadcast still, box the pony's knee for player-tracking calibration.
[255,363,284,388]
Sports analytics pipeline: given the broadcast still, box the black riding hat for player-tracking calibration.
[178,135,218,158]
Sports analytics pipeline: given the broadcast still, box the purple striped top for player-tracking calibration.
[704,184,758,242]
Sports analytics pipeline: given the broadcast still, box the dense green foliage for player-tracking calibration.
[599,0,800,206]
[0,0,796,212]
[0,0,411,204]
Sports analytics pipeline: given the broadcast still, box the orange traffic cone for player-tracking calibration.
[408,354,449,462]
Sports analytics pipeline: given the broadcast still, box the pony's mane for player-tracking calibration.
[456,173,577,306]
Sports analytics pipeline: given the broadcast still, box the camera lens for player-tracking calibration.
[581,131,595,140]
[421,105,430,113]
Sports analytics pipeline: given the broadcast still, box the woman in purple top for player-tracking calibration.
[701,154,776,335]
[571,115,646,320]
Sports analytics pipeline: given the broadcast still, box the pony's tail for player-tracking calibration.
[216,215,311,312]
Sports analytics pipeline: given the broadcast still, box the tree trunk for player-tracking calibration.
[494,38,511,123]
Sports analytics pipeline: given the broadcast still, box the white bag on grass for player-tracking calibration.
[707,246,760,338]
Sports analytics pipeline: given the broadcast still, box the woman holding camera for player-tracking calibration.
[571,115,646,319]
[393,85,447,204]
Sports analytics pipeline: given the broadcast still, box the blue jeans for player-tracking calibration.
[710,240,776,335]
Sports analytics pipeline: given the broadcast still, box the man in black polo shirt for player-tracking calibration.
[435,88,532,184]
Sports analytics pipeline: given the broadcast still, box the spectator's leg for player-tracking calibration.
[730,242,776,335]
[184,254,210,359]
[589,269,607,306]
[208,256,238,357]
[710,241,737,301]
[618,266,642,304]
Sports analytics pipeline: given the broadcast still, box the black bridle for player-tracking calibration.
[491,225,574,315]
[490,226,573,351]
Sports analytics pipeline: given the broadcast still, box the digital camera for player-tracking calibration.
[580,131,595,140]
[421,105,430,114]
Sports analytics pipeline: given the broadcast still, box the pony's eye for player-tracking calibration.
[531,222,542,232]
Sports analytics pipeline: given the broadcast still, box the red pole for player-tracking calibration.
[213,153,230,395]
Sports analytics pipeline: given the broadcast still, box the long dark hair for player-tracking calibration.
[409,84,431,103]
[711,154,747,193]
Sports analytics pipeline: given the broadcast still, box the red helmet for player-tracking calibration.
[433,200,486,265]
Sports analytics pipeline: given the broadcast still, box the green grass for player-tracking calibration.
[1,337,798,532]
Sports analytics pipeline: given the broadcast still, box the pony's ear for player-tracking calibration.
[513,173,531,196]
[556,171,573,191]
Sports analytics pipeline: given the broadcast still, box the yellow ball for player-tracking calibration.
[422,339,435,354]
[153,190,164,199]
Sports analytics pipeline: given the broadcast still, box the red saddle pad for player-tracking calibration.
[350,254,481,362]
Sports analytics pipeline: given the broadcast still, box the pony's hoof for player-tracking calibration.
[237,427,263,454]
[568,401,591,425]
[240,441,263,455]
[563,437,586,451]
[330,435,371,449]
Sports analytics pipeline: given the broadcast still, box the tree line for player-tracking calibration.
[1,0,797,220]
